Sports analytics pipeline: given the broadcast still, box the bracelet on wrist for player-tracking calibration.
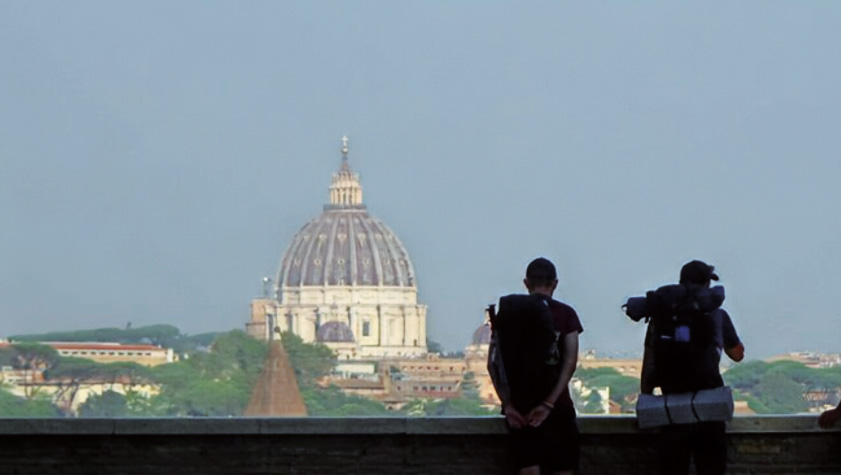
[541,401,555,410]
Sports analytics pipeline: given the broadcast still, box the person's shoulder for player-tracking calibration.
[549,298,584,334]
[549,299,577,315]
[714,308,734,322]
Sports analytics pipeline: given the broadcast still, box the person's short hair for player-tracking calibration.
[679,260,719,285]
[525,257,557,288]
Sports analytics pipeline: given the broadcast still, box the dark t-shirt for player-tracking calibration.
[546,299,584,408]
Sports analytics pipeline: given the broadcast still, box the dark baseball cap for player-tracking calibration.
[680,260,719,285]
[526,257,557,281]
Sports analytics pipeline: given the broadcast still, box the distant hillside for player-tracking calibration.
[10,324,220,355]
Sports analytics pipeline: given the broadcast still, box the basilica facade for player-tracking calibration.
[247,138,427,358]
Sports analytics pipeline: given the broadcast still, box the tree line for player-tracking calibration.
[572,360,841,415]
[0,327,493,417]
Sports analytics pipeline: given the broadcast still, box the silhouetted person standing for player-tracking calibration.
[819,401,841,429]
[640,260,745,475]
[488,258,583,475]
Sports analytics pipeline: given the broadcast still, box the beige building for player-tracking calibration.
[0,341,175,367]
[578,353,643,379]
[464,321,500,405]
[327,354,465,406]
[247,137,427,358]
[765,351,841,369]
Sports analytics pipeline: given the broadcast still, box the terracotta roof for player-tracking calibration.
[0,342,165,351]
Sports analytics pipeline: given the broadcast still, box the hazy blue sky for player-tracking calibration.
[2,2,840,357]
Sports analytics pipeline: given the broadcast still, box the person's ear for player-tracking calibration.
[523,278,530,291]
[551,279,559,292]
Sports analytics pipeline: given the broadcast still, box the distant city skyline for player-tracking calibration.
[3,2,841,358]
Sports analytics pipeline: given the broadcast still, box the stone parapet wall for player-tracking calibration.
[0,416,838,474]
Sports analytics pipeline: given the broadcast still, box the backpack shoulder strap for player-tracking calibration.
[486,302,511,405]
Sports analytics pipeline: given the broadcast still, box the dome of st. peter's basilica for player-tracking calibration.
[247,137,427,359]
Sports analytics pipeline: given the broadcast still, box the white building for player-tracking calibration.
[247,137,427,358]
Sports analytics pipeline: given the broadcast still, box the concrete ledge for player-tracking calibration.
[0,416,839,474]
[0,415,836,435]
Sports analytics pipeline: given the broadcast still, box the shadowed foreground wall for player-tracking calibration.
[0,416,839,474]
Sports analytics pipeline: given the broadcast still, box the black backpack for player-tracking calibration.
[490,293,561,410]
[627,285,725,394]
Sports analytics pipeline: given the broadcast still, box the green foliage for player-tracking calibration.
[426,339,444,354]
[0,347,15,367]
[722,360,769,390]
[724,360,841,414]
[7,343,60,370]
[45,357,105,381]
[404,397,496,416]
[186,332,221,348]
[301,385,392,416]
[753,372,809,414]
[0,329,267,417]
[279,332,392,415]
[79,390,129,417]
[204,330,268,380]
[280,332,335,387]
[158,378,251,416]
[733,390,772,414]
[461,371,480,400]
[583,390,605,414]
[576,368,639,412]
[576,367,625,380]
[148,330,268,416]
[47,359,153,386]
[0,388,60,417]
[124,390,168,416]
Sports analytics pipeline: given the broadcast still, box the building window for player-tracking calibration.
[362,321,370,337]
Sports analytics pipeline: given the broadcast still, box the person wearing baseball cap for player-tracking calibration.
[679,260,719,285]
[640,260,745,475]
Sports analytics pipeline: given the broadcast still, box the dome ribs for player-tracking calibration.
[278,210,417,289]
[374,217,409,287]
[322,213,341,286]
[355,214,385,286]
[298,220,322,287]
[274,140,416,290]
[347,213,358,286]
[278,222,310,288]
[359,213,385,285]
